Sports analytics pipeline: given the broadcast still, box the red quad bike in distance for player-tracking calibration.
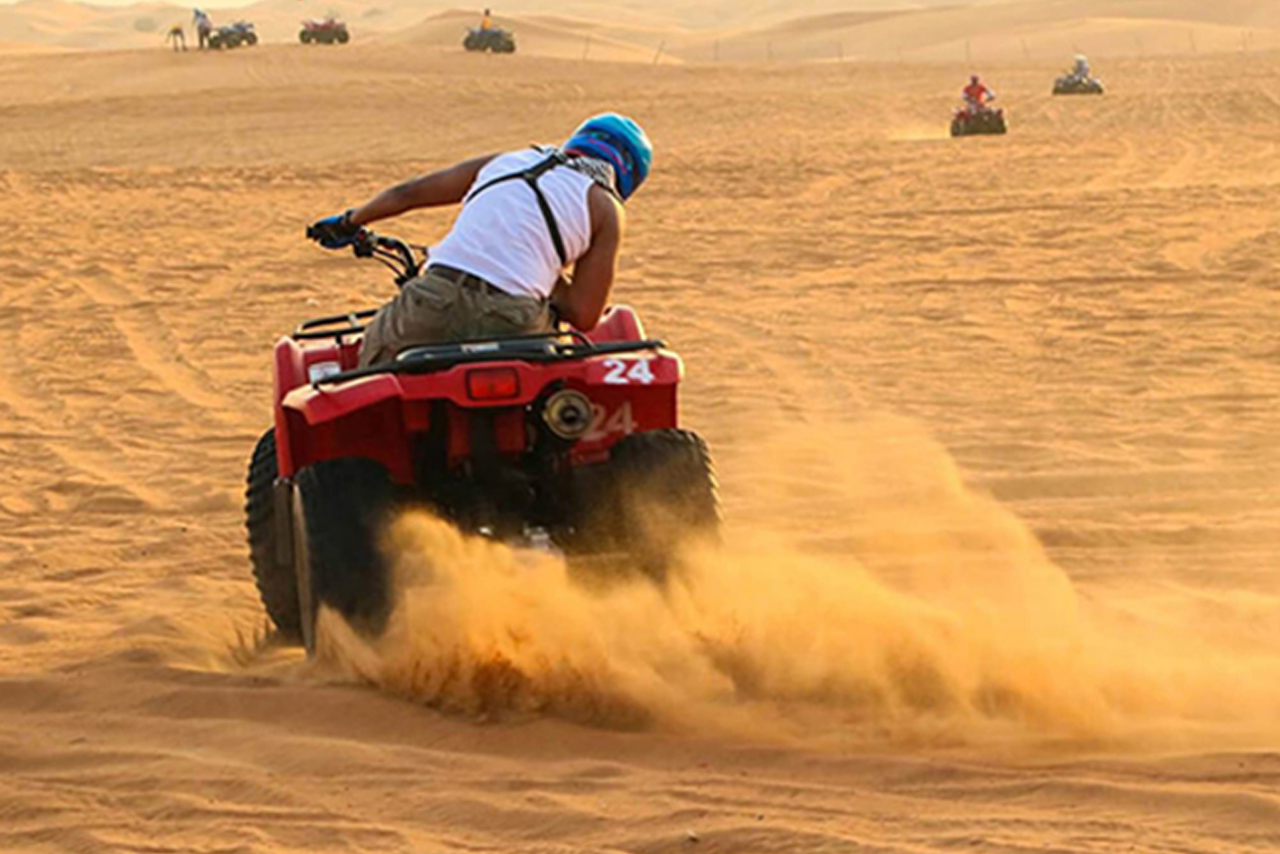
[951,102,1008,137]
[299,18,349,45]
[245,230,720,653]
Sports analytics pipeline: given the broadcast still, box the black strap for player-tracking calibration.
[465,152,570,267]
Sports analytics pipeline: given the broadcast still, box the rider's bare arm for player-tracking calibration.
[348,155,498,227]
[552,186,624,331]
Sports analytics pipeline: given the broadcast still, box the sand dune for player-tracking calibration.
[2,29,1280,850]
[4,0,1280,61]
[492,0,972,30]
[520,12,684,55]
[240,0,447,42]
[0,37,67,52]
[0,0,440,50]
[0,0,676,58]
[0,0,180,50]
[375,9,674,63]
[671,0,1280,63]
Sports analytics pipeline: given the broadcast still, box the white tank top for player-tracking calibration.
[430,149,595,299]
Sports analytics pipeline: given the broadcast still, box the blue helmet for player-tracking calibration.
[564,113,653,201]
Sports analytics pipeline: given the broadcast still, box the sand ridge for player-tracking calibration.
[5,0,1280,60]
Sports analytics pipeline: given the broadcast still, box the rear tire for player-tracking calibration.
[292,457,396,655]
[336,29,349,44]
[607,429,720,577]
[245,429,300,642]
[300,30,311,44]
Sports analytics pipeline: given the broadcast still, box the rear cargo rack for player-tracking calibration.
[293,310,380,341]
[311,331,666,387]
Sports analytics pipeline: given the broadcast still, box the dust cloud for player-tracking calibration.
[319,417,1280,750]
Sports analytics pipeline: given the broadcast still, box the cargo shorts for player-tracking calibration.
[359,267,553,368]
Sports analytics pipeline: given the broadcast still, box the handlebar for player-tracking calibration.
[307,224,425,288]
[353,231,422,286]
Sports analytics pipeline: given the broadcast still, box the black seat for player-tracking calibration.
[395,337,560,367]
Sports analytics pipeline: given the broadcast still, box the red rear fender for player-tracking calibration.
[273,338,359,401]
[280,376,417,481]
[273,338,308,409]
[275,337,357,477]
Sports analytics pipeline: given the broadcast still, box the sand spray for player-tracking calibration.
[319,416,1280,749]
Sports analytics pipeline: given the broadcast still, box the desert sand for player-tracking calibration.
[6,0,1280,58]
[3,0,1280,850]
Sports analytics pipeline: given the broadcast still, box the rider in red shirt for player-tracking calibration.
[963,75,994,112]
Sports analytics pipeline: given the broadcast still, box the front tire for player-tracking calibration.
[292,457,396,654]
[245,429,300,641]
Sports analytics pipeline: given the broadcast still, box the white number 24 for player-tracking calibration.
[602,358,655,385]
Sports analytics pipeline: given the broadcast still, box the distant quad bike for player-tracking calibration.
[1053,75,1104,96]
[209,21,257,49]
[463,27,516,54]
[245,230,719,652]
[951,103,1007,137]
[300,18,349,45]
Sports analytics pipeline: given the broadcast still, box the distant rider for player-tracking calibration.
[166,24,187,52]
[480,7,493,30]
[308,113,653,367]
[1070,54,1091,81]
[963,75,994,112]
[193,8,212,49]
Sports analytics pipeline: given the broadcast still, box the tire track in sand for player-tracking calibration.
[0,354,166,509]
[72,269,235,417]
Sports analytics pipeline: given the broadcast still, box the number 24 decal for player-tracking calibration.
[584,401,634,443]
[602,358,655,385]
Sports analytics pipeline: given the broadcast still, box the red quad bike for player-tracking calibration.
[245,230,720,653]
[951,102,1008,137]
[300,18,349,45]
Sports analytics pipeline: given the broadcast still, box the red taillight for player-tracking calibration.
[466,367,520,401]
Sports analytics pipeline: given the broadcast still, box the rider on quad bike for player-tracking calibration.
[250,114,718,653]
[308,113,652,368]
[962,75,995,113]
[952,74,1007,136]
[1054,54,1104,95]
